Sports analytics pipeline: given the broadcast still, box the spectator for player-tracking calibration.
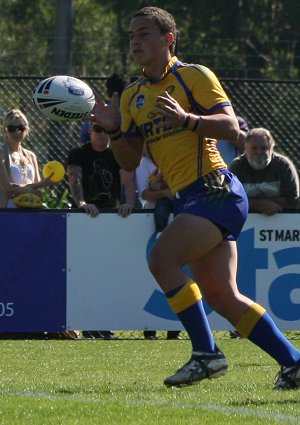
[229,126,299,338]
[80,73,138,208]
[67,120,136,338]
[0,108,77,340]
[136,153,181,340]
[217,116,249,165]
[0,108,57,207]
[230,127,299,215]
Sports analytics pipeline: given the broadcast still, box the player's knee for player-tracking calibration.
[205,289,238,319]
[205,290,227,315]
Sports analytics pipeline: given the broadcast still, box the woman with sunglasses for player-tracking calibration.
[0,109,54,208]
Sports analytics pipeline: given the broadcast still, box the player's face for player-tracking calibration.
[245,135,272,170]
[129,16,170,66]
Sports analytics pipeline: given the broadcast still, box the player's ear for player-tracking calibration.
[165,32,174,47]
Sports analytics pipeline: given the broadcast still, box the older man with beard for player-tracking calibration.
[230,127,299,215]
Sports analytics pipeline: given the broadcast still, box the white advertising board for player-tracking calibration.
[66,212,300,331]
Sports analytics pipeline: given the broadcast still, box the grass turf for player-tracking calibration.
[0,338,299,424]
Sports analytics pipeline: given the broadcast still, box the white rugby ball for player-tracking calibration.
[32,75,95,122]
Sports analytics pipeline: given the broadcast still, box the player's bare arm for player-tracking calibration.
[110,135,144,172]
[92,93,144,171]
[154,91,239,141]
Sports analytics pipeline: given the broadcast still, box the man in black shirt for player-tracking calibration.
[67,122,136,339]
[67,122,135,217]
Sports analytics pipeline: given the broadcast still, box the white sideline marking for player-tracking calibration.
[0,390,299,424]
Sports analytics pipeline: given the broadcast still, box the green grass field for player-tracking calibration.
[0,336,299,425]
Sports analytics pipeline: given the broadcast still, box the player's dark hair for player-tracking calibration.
[133,7,177,55]
[105,73,129,98]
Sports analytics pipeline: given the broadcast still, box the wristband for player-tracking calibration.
[110,131,122,141]
[192,116,201,132]
[183,114,190,129]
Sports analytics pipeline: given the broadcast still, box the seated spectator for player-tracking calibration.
[136,153,181,340]
[229,127,299,215]
[0,109,58,207]
[0,108,75,340]
[229,126,300,339]
[217,116,249,165]
[67,121,135,217]
[67,120,136,339]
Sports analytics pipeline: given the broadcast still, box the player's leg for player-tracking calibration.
[148,213,228,387]
[154,197,173,233]
[190,240,300,389]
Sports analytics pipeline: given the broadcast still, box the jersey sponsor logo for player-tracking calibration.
[141,118,172,139]
[136,94,145,109]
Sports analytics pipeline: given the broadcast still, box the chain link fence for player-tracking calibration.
[222,79,300,169]
[1,76,300,340]
[1,77,300,173]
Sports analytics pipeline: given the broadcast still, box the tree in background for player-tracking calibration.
[0,0,300,79]
[52,0,73,75]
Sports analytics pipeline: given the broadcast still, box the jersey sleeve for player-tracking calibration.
[189,65,231,114]
[120,87,142,137]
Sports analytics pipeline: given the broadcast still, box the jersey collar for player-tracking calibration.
[142,56,180,83]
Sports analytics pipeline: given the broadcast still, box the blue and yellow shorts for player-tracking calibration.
[173,169,248,241]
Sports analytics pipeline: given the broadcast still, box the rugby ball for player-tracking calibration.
[13,193,43,209]
[32,75,95,122]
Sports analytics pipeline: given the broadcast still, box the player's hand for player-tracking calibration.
[154,91,186,128]
[92,91,120,132]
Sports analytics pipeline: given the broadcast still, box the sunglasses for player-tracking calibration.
[92,124,105,133]
[7,124,27,133]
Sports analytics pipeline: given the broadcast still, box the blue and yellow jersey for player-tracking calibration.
[120,57,230,193]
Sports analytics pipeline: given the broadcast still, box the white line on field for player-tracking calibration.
[0,389,298,424]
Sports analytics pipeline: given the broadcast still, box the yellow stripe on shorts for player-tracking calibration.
[168,280,202,314]
[236,303,266,337]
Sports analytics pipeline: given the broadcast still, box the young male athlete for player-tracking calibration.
[93,6,300,389]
